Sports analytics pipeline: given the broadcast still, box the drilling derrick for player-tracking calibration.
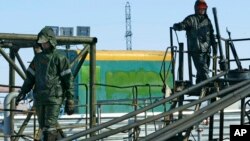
[125,2,132,50]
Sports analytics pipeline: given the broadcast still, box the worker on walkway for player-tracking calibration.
[16,26,75,140]
[173,0,217,84]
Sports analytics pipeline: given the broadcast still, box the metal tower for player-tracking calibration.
[125,2,132,50]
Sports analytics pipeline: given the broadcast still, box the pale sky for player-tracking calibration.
[1,0,250,86]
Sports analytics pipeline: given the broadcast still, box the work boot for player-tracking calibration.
[200,87,208,98]
[57,129,66,139]
[43,130,57,141]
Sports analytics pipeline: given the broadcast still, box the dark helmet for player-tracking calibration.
[37,26,57,47]
[194,0,208,14]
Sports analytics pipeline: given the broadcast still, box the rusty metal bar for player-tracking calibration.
[230,38,250,42]
[72,47,89,78]
[89,42,96,135]
[13,112,34,141]
[14,49,27,72]
[9,48,16,141]
[0,47,26,80]
[0,33,97,47]
[70,45,89,68]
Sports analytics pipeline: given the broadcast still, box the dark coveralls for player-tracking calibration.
[20,43,74,139]
[173,14,216,84]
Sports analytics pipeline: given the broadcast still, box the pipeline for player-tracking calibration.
[3,92,19,141]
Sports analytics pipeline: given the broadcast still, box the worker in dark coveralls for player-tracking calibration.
[16,27,75,140]
[173,0,217,84]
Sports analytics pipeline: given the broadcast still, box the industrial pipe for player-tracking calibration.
[3,92,19,141]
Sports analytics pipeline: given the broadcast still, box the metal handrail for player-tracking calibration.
[59,71,227,141]
[149,82,250,141]
[81,78,250,141]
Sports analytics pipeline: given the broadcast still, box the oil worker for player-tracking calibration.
[173,0,217,84]
[16,26,75,140]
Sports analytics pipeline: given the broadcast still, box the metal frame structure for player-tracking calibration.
[0,33,97,140]
[59,10,250,140]
[59,36,250,141]
[1,8,250,140]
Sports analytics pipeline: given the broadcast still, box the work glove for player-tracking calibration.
[173,23,180,30]
[16,92,26,106]
[65,99,74,115]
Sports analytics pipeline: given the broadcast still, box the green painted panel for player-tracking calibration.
[78,60,173,113]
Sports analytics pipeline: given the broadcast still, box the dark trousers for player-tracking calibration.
[36,104,61,141]
[191,52,210,84]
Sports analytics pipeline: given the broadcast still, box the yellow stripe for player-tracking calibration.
[81,50,171,61]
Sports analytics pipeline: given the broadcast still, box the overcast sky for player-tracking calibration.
[1,0,250,86]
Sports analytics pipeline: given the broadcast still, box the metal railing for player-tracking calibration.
[60,72,227,141]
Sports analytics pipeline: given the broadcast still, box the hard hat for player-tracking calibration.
[197,1,208,9]
[194,0,208,13]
